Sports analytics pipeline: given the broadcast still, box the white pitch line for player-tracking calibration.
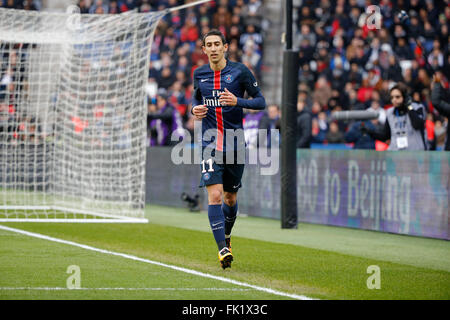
[0,225,316,300]
[0,287,252,291]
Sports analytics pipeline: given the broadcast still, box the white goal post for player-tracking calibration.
[0,7,172,222]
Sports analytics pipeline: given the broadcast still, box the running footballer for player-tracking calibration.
[191,29,266,269]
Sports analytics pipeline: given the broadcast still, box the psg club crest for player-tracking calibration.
[203,173,211,181]
[225,74,233,83]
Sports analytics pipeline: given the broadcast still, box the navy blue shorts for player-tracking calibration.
[199,149,244,193]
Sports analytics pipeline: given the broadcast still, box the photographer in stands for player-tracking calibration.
[365,83,427,150]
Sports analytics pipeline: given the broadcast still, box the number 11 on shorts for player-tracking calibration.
[201,159,215,173]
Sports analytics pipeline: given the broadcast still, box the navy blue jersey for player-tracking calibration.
[192,60,266,152]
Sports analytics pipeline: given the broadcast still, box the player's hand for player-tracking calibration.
[219,88,237,106]
[192,104,208,120]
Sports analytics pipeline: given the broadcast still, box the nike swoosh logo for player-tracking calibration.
[211,222,222,227]
[232,184,240,189]
[200,79,208,82]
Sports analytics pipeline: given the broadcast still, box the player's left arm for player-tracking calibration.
[218,66,266,110]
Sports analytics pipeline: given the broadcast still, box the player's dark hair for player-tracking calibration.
[202,29,227,46]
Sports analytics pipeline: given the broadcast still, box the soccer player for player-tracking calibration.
[191,29,266,269]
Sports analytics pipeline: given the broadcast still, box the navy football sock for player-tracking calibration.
[222,201,238,237]
[208,204,226,250]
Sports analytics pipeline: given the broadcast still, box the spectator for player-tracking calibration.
[326,121,345,144]
[312,76,332,108]
[168,80,188,122]
[180,16,200,44]
[240,0,264,28]
[22,0,37,11]
[345,120,377,150]
[311,118,326,144]
[89,0,108,14]
[394,37,413,60]
[425,113,436,150]
[109,1,123,14]
[191,39,209,66]
[297,89,313,111]
[158,67,176,90]
[147,93,184,147]
[434,119,447,151]
[2,0,17,9]
[348,62,363,86]
[212,5,232,31]
[297,24,316,49]
[241,41,261,76]
[296,100,312,148]
[367,100,386,126]
[297,5,316,28]
[298,63,315,90]
[122,0,137,11]
[385,55,403,83]
[0,100,14,136]
[431,73,450,151]
[78,0,90,14]
[427,47,444,69]
[240,24,263,54]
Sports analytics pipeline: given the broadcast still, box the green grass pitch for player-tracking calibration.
[0,204,449,300]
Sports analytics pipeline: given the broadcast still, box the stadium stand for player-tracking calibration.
[294,0,449,150]
[1,0,448,150]
[73,0,266,147]
[0,1,42,144]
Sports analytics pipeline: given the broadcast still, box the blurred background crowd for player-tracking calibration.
[0,0,449,150]
[293,0,449,150]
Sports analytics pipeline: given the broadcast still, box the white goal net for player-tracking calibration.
[0,7,166,222]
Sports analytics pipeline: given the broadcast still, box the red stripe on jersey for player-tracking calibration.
[214,70,223,151]
[214,70,221,90]
[213,70,222,151]
[215,107,224,152]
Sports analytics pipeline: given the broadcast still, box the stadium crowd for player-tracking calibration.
[0,0,42,144]
[74,0,267,147]
[141,0,450,151]
[292,0,449,150]
[0,0,40,10]
[1,0,449,151]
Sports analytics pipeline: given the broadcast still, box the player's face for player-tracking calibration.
[202,35,228,64]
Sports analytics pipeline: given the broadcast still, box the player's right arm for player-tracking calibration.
[236,64,266,110]
[191,68,208,120]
